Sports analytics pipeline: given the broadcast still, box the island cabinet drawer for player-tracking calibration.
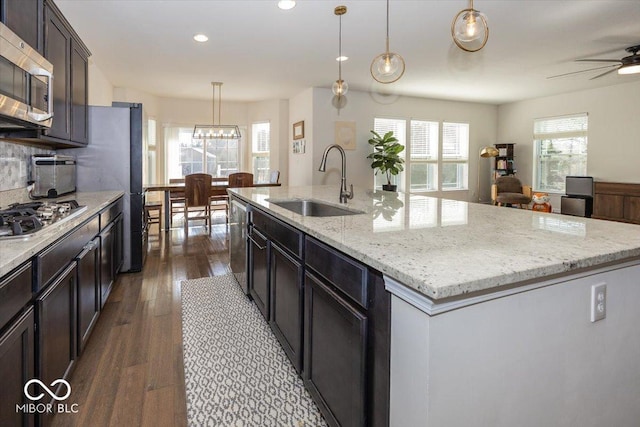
[36,215,99,292]
[305,237,368,309]
[0,262,33,330]
[250,208,302,258]
[100,197,123,231]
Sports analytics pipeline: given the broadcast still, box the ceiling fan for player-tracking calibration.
[548,44,640,80]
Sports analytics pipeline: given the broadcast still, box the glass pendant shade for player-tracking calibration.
[332,79,348,96]
[371,52,405,84]
[451,1,489,52]
[370,0,405,84]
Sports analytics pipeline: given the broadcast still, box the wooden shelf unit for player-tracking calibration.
[494,143,516,180]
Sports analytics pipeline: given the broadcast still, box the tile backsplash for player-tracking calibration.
[0,140,52,191]
[0,141,53,207]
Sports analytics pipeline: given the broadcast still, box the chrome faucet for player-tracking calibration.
[318,144,354,203]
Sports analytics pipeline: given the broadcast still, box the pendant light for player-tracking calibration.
[332,6,348,104]
[451,0,489,52]
[193,82,241,140]
[370,0,405,84]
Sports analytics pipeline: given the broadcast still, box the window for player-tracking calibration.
[165,126,242,179]
[441,122,469,191]
[144,118,156,185]
[373,118,469,193]
[534,114,588,193]
[252,122,270,183]
[373,118,406,190]
[409,120,439,191]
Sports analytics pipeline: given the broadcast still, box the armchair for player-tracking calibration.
[491,176,532,208]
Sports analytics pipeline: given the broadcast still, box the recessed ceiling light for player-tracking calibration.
[193,34,208,43]
[278,0,296,10]
[336,56,349,62]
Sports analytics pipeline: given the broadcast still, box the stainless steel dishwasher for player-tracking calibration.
[229,195,248,293]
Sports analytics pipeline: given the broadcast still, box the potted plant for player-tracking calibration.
[367,130,405,191]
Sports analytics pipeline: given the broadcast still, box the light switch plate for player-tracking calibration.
[590,283,607,322]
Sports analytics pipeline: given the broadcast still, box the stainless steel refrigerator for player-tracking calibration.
[60,102,145,272]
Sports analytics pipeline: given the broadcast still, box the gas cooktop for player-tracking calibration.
[0,200,87,240]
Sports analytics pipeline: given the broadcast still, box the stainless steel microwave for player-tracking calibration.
[0,22,53,129]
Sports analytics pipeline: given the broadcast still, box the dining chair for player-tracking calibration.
[210,185,229,223]
[184,173,212,232]
[169,178,185,227]
[228,172,254,188]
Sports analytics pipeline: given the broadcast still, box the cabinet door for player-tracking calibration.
[248,229,269,319]
[44,4,70,141]
[100,222,115,308]
[76,238,99,354]
[1,0,43,53]
[0,307,35,427]
[114,214,124,274]
[304,271,367,427]
[37,262,76,395]
[270,243,303,373]
[70,39,88,144]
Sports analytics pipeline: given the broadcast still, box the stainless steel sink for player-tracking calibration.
[267,199,364,217]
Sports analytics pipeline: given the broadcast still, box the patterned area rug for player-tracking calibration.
[181,275,327,426]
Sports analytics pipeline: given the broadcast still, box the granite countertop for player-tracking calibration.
[0,191,124,278]
[230,185,640,300]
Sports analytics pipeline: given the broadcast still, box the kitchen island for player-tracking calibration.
[230,185,640,427]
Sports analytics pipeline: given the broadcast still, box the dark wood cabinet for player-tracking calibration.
[40,0,89,146]
[36,262,76,400]
[0,307,35,427]
[593,182,640,224]
[304,271,367,427]
[114,214,124,274]
[76,237,100,354]
[269,243,304,373]
[0,0,43,53]
[70,38,88,144]
[100,222,115,308]
[248,227,269,319]
[43,3,70,141]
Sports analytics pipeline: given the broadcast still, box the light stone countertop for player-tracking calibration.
[0,191,124,278]
[230,185,640,300]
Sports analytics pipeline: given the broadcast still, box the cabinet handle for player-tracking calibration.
[247,234,267,251]
[83,241,98,251]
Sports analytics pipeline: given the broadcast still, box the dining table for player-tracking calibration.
[144,179,281,231]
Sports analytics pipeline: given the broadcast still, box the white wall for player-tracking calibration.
[311,88,498,201]
[248,99,289,184]
[87,59,113,106]
[497,80,640,207]
[288,88,315,186]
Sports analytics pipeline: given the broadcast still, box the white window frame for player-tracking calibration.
[373,118,470,193]
[251,121,270,183]
[533,113,588,194]
[164,125,244,179]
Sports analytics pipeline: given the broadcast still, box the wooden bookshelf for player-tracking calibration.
[493,143,516,180]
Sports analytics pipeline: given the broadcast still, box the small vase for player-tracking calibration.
[382,184,397,192]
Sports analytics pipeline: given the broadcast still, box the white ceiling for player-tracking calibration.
[55,0,640,105]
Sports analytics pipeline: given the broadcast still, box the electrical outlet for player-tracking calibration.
[590,283,607,322]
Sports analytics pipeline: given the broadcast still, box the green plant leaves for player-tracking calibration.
[367,130,405,184]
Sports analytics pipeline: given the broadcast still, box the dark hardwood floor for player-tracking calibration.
[52,216,230,427]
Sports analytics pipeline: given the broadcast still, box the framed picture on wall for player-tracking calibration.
[335,121,356,150]
[293,139,306,154]
[293,121,305,140]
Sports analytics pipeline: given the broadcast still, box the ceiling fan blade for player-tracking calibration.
[547,64,619,79]
[589,67,620,80]
[576,59,622,63]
